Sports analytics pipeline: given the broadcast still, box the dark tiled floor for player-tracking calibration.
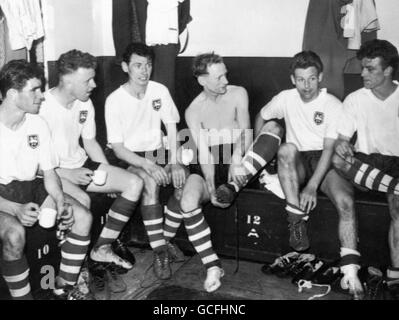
[110,247,350,301]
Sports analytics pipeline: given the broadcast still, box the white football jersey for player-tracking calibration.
[0,114,58,184]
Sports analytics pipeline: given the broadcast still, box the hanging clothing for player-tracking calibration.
[145,0,184,46]
[131,0,142,43]
[178,0,191,37]
[150,0,191,98]
[342,0,379,75]
[3,15,27,64]
[0,0,44,51]
[303,0,353,100]
[34,37,44,63]
[112,0,144,61]
[0,13,6,69]
[341,0,379,50]
[152,43,180,98]
[111,0,191,99]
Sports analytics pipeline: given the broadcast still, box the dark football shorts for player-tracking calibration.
[0,178,48,206]
[79,157,102,190]
[190,144,233,188]
[355,152,399,178]
[104,147,170,170]
[299,150,323,181]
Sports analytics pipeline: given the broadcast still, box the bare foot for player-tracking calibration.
[340,264,364,300]
[90,244,133,269]
[204,266,224,293]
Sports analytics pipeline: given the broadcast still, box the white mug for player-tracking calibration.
[92,170,107,186]
[38,208,58,229]
[181,148,194,166]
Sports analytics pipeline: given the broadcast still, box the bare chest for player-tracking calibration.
[199,101,238,130]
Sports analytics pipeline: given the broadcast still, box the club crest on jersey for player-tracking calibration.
[27,135,39,149]
[314,111,324,125]
[79,110,88,123]
[152,99,162,111]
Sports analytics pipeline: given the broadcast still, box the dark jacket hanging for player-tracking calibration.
[303,0,352,100]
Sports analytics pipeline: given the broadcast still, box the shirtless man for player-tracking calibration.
[180,52,251,292]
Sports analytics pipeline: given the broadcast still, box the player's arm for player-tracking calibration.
[335,134,355,160]
[335,96,357,160]
[254,93,285,137]
[83,138,109,164]
[300,138,335,213]
[43,168,64,206]
[185,105,216,194]
[229,88,252,185]
[254,111,266,137]
[0,195,41,226]
[112,143,148,168]
[55,167,93,186]
[165,122,186,189]
[55,138,108,185]
[43,169,72,226]
[111,143,169,186]
[231,87,251,164]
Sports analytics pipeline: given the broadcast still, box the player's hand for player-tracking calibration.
[335,140,354,163]
[67,168,93,185]
[170,163,186,189]
[57,202,74,230]
[205,181,229,208]
[210,191,230,209]
[228,164,247,187]
[299,184,317,214]
[143,161,170,187]
[15,202,40,227]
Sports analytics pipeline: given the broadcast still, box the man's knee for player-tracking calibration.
[277,143,298,164]
[335,194,355,221]
[259,121,284,138]
[332,153,348,172]
[125,173,144,197]
[142,175,158,193]
[77,192,91,209]
[140,174,159,203]
[174,187,184,201]
[72,204,93,233]
[180,189,202,213]
[2,223,25,257]
[388,195,399,221]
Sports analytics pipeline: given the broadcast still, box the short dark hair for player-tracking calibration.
[122,42,155,64]
[56,49,97,77]
[0,60,44,98]
[290,51,323,75]
[192,52,224,78]
[357,39,399,76]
